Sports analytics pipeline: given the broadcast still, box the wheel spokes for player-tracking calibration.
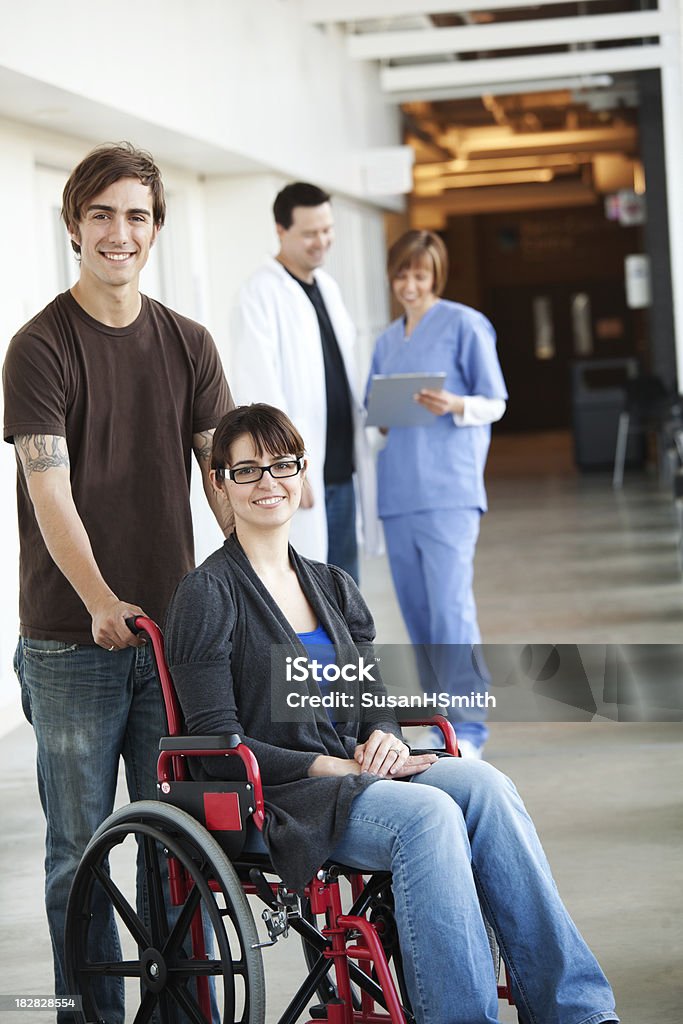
[142,832,170,945]
[78,959,143,977]
[167,977,211,1024]
[132,988,158,1024]
[162,877,203,958]
[91,862,151,948]
[167,959,226,977]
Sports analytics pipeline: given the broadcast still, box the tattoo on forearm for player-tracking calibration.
[193,430,214,462]
[16,435,69,477]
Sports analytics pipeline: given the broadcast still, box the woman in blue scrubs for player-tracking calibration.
[368,230,507,758]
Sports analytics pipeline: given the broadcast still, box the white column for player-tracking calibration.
[660,0,683,386]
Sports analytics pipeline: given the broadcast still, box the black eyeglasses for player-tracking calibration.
[219,457,304,485]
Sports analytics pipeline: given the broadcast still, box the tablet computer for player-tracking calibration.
[366,372,447,428]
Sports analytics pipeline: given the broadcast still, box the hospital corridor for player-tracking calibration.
[1,3,682,1022]
[2,433,681,1022]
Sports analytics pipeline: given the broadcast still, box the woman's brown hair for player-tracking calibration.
[387,230,449,296]
[211,404,305,480]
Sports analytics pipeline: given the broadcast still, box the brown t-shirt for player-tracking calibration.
[3,290,232,642]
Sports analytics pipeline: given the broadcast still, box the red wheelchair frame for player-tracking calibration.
[65,616,514,1024]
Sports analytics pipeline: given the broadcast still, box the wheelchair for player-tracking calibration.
[64,616,513,1024]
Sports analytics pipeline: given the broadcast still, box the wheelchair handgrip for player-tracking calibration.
[125,615,144,635]
[402,714,459,756]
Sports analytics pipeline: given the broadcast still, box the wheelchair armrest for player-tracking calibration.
[401,715,459,756]
[159,733,242,751]
[157,734,265,830]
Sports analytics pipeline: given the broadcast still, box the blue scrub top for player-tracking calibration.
[368,300,507,517]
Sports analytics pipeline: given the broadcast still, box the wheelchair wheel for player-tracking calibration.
[65,801,265,1024]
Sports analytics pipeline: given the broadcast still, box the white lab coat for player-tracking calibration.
[229,257,381,561]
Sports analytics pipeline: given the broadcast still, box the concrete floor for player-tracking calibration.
[1,433,682,1023]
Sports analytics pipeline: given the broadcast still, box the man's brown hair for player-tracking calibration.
[61,142,166,255]
[387,230,449,296]
[212,404,306,480]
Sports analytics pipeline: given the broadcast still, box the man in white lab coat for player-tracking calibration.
[230,182,379,580]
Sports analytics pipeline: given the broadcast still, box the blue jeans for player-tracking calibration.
[14,638,166,1024]
[331,758,617,1024]
[325,478,359,583]
[383,509,489,749]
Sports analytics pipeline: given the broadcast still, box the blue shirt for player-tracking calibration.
[367,300,507,516]
[297,623,336,663]
[297,623,337,722]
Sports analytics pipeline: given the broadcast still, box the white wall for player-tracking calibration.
[324,199,391,381]
[202,174,285,353]
[0,1,400,197]
[0,124,84,729]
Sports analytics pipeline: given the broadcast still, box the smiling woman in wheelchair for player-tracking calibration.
[164,403,618,1024]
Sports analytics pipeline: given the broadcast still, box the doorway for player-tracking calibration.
[402,75,669,445]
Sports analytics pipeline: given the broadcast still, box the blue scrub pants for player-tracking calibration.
[383,508,489,748]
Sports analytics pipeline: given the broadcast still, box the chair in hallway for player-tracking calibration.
[612,374,680,488]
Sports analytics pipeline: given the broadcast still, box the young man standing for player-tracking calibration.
[3,142,232,1020]
[230,182,379,582]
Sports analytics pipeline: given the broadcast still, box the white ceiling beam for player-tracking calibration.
[349,11,670,60]
[381,44,666,91]
[302,0,605,24]
[389,75,616,103]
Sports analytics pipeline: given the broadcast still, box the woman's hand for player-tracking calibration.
[391,752,439,778]
[308,755,362,778]
[354,729,436,778]
[415,388,465,417]
[307,731,439,779]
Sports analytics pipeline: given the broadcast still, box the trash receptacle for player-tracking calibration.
[571,358,645,470]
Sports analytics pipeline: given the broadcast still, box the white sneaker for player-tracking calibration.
[457,738,484,760]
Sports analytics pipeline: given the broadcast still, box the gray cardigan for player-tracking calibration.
[164,533,402,891]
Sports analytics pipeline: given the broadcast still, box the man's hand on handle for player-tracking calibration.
[90,595,147,649]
